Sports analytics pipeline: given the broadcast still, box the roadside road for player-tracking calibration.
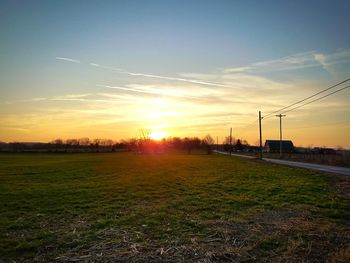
[214,150,350,176]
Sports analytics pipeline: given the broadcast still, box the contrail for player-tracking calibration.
[55,57,81,63]
[119,71,230,88]
[56,56,230,88]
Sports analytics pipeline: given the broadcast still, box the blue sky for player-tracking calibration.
[1,0,350,146]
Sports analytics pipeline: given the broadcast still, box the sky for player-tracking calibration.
[0,0,350,148]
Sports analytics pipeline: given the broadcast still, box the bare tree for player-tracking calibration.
[138,129,152,153]
[235,139,243,151]
[138,129,151,140]
[203,134,215,154]
[51,138,63,152]
[92,139,101,152]
[78,138,90,146]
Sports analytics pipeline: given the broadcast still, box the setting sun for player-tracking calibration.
[150,130,169,140]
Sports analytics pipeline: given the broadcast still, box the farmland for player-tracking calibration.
[1,153,349,262]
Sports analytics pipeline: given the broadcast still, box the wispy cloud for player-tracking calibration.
[62,93,92,98]
[118,70,231,88]
[313,53,327,69]
[56,56,230,88]
[90,63,120,71]
[48,97,123,103]
[224,50,350,74]
[2,127,31,132]
[97,84,164,96]
[98,84,206,99]
[3,93,125,105]
[55,57,81,63]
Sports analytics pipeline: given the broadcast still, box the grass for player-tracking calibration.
[0,152,349,262]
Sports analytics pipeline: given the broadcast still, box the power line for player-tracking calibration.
[233,78,350,146]
[262,84,349,156]
[263,78,350,118]
[281,85,350,114]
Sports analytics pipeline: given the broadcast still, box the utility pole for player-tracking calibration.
[229,127,232,155]
[216,136,218,151]
[259,111,263,159]
[276,114,286,158]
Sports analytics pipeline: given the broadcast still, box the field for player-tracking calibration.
[1,153,349,262]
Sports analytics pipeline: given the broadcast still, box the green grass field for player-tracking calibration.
[1,153,349,262]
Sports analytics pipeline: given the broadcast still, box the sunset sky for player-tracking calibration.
[1,1,350,148]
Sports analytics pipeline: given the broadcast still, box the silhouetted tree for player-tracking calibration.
[78,138,90,147]
[92,139,101,152]
[51,138,63,152]
[138,129,152,153]
[223,136,236,152]
[203,134,215,154]
[235,139,243,151]
[182,137,201,154]
[171,137,183,150]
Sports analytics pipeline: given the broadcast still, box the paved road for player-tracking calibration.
[214,151,350,176]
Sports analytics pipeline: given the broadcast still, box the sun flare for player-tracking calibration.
[150,130,169,140]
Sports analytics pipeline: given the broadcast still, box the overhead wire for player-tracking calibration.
[281,85,350,114]
[263,78,350,118]
[232,78,350,141]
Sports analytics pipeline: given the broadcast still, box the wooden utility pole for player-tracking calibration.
[216,136,218,151]
[259,111,263,159]
[229,127,232,155]
[276,114,286,158]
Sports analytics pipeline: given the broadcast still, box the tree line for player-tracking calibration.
[0,134,249,154]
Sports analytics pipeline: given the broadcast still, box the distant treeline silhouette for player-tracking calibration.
[0,135,244,154]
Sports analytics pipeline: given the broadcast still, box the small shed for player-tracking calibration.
[265,140,294,153]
